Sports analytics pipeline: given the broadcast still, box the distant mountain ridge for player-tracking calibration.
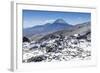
[23,19,73,38]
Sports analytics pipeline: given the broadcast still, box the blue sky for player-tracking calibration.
[23,10,91,28]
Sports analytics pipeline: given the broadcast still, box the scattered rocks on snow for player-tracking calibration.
[23,33,91,63]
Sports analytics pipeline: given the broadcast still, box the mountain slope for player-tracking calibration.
[23,19,73,38]
[38,22,91,41]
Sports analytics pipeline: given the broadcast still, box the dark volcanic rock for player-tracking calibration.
[27,55,47,62]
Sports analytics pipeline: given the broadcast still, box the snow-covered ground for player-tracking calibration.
[22,34,91,63]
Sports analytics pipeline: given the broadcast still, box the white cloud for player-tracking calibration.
[44,20,55,24]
